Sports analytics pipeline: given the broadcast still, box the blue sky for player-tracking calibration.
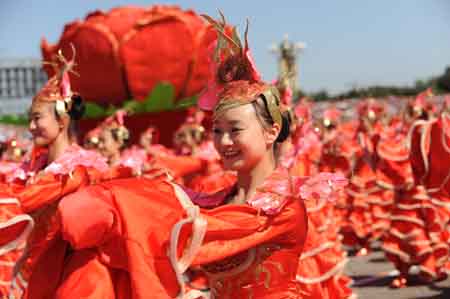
[0,0,449,94]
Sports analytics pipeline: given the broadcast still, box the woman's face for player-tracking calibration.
[212,104,271,172]
[29,101,61,147]
[140,133,152,150]
[98,128,121,160]
[173,127,198,154]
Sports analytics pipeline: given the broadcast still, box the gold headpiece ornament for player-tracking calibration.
[198,12,282,127]
[35,44,79,117]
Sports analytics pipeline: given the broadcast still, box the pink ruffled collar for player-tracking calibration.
[45,144,109,175]
[115,146,147,174]
[10,144,108,182]
[248,168,348,215]
[190,167,348,215]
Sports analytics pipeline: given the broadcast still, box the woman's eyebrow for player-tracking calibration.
[213,119,243,127]
[223,120,243,126]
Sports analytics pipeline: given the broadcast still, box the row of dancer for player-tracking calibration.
[302,91,450,288]
[0,14,354,299]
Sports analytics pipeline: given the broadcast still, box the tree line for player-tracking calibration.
[304,66,450,101]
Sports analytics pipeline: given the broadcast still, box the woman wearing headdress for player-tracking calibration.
[341,99,386,255]
[95,110,142,176]
[188,14,348,299]
[0,46,109,298]
[53,13,347,299]
[382,89,449,287]
[316,107,356,228]
[289,107,354,299]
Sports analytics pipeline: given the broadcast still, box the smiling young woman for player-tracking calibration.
[48,13,345,299]
[0,47,109,298]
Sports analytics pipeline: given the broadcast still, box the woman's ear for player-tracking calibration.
[265,122,281,146]
[58,113,70,131]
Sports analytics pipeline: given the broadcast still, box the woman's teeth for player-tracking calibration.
[223,150,239,158]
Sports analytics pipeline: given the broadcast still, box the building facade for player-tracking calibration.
[0,59,47,115]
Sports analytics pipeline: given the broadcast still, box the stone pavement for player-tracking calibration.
[345,250,450,299]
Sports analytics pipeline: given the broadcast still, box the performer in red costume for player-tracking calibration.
[289,107,354,299]
[342,99,385,255]
[53,13,346,299]
[193,14,347,299]
[395,89,450,287]
[0,47,109,298]
[96,110,144,175]
[135,111,209,184]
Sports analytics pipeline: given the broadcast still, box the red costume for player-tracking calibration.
[289,110,354,299]
[55,165,310,298]
[406,111,450,280]
[342,99,385,252]
[8,145,108,298]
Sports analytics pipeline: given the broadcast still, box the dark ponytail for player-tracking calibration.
[67,94,85,142]
[68,94,85,120]
[275,111,291,143]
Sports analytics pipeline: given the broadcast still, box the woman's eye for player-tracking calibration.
[231,128,242,133]
[213,128,222,134]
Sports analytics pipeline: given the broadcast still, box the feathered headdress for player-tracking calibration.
[84,127,102,147]
[174,107,206,145]
[322,107,342,127]
[198,12,282,127]
[357,98,385,120]
[100,110,130,142]
[34,44,79,116]
[411,88,434,113]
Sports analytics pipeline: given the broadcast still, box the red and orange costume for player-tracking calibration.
[8,145,108,298]
[0,48,110,298]
[342,99,385,252]
[54,164,311,298]
[289,108,354,299]
[405,109,450,280]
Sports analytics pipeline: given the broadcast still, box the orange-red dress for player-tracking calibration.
[0,189,33,297]
[295,201,354,299]
[407,115,450,277]
[318,127,356,230]
[378,122,446,278]
[56,167,308,299]
[190,167,309,298]
[343,128,383,249]
[4,145,108,298]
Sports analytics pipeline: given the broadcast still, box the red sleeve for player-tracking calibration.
[16,166,91,213]
[58,185,116,250]
[192,198,307,266]
[409,121,432,185]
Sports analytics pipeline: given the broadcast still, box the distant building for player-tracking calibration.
[0,58,47,115]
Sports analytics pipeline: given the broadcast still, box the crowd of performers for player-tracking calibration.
[0,13,449,299]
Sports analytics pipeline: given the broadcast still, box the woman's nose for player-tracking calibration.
[220,133,233,146]
[29,120,36,131]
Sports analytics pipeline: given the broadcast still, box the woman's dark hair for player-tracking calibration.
[54,94,85,141]
[251,96,291,143]
[68,94,85,121]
